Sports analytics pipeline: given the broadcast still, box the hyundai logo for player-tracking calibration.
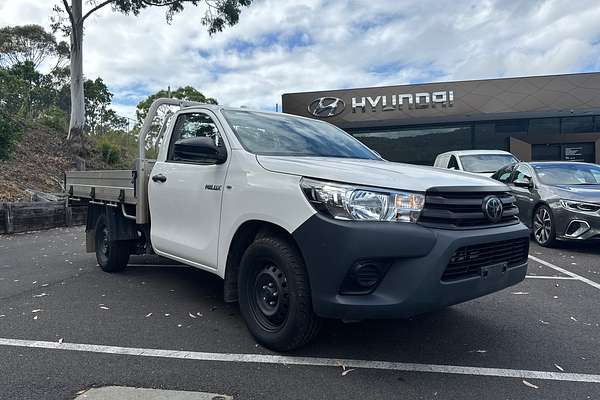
[482,195,503,223]
[307,97,345,118]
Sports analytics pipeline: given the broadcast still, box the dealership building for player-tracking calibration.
[282,72,600,165]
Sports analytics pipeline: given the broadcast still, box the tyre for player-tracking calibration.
[532,205,556,247]
[95,215,130,272]
[238,236,321,351]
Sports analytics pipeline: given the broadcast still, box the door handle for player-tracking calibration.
[152,174,167,183]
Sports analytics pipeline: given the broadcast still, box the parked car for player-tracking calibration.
[66,98,530,351]
[434,150,518,176]
[492,161,600,247]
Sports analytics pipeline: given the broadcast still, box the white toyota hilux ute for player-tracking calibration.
[66,98,530,351]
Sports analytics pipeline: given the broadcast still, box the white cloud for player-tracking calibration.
[1,0,600,120]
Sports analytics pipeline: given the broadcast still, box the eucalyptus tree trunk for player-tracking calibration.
[67,0,86,154]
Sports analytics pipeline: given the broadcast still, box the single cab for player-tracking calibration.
[66,99,529,351]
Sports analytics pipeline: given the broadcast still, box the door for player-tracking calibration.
[509,163,538,226]
[148,110,230,269]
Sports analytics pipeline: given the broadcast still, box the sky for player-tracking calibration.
[1,0,600,120]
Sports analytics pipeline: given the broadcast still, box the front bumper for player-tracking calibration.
[292,214,529,320]
[552,206,600,241]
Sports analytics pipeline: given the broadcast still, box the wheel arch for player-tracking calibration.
[222,219,303,303]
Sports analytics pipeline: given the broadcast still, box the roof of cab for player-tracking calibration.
[436,149,515,158]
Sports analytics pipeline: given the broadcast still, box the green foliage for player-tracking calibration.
[84,77,112,134]
[0,113,23,160]
[39,106,68,132]
[100,1,252,32]
[94,131,138,167]
[0,24,68,69]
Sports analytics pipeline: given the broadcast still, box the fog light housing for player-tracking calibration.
[565,220,590,238]
[339,260,390,295]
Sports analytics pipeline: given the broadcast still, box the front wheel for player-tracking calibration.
[238,236,321,351]
[533,205,556,247]
[95,215,130,272]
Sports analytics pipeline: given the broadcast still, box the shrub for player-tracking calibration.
[39,106,68,132]
[99,140,120,165]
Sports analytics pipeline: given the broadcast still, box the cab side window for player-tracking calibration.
[167,112,224,162]
[435,155,448,168]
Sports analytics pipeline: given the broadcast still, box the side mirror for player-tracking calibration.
[513,178,534,189]
[173,137,227,164]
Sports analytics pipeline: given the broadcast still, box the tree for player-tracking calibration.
[84,77,112,134]
[52,0,253,153]
[136,85,217,152]
[0,25,68,69]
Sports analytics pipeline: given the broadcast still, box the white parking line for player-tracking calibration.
[529,255,600,290]
[525,275,578,280]
[1,337,600,384]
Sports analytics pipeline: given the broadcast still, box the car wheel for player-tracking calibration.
[532,205,556,247]
[95,215,130,272]
[238,235,321,351]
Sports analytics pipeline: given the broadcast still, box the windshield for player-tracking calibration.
[459,154,517,173]
[222,110,380,159]
[532,163,600,185]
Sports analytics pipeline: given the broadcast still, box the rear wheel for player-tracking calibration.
[533,205,556,247]
[238,236,321,351]
[95,215,130,272]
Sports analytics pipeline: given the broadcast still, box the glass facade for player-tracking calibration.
[350,115,600,165]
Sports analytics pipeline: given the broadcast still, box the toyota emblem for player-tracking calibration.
[307,97,345,118]
[482,195,503,223]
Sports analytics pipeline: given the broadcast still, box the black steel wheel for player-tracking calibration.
[533,205,556,247]
[95,215,130,272]
[238,235,321,351]
[251,263,290,331]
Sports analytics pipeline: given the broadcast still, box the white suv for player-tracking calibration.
[434,150,518,177]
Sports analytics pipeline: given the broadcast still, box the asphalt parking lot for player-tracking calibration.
[1,226,599,399]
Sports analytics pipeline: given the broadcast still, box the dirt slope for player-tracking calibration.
[0,128,72,202]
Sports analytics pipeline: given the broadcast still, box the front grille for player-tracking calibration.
[418,189,519,229]
[442,237,529,281]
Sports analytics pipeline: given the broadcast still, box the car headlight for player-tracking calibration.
[559,199,600,214]
[300,177,425,223]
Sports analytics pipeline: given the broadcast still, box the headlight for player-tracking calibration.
[300,177,425,223]
[559,199,600,214]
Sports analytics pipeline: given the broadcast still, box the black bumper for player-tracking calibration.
[292,214,529,320]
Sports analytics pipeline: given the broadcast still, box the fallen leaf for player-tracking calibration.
[177,324,182,328]
[31,309,42,313]
[511,292,529,295]
[554,364,564,372]
[570,316,578,322]
[32,293,48,298]
[522,380,539,389]
[33,315,38,320]
[341,368,356,376]
[539,320,549,325]
[99,306,110,310]
[189,313,197,319]
[145,313,152,318]
[164,313,170,317]
[58,338,63,344]
[469,349,487,353]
